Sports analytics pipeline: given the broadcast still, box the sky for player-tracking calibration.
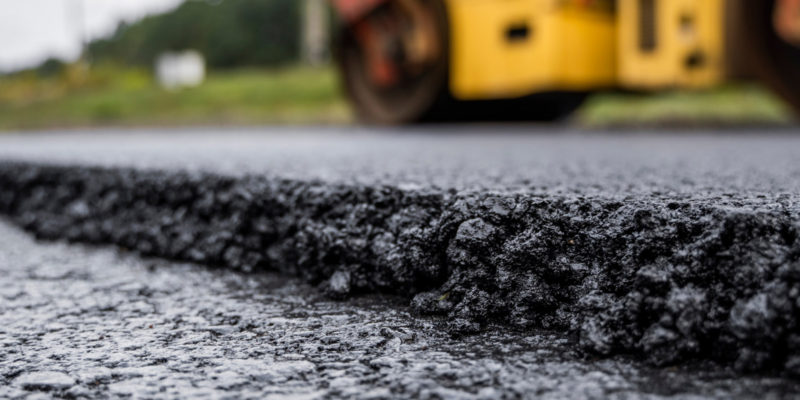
[0,0,184,72]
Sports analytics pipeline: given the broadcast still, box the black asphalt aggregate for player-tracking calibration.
[1,126,800,398]
[1,221,798,399]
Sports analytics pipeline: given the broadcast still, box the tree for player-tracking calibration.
[88,0,302,69]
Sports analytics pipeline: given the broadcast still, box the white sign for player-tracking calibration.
[156,50,205,90]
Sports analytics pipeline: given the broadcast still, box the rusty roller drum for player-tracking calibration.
[335,0,586,124]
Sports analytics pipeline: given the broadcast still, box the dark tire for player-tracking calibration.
[336,0,450,125]
[739,0,800,116]
[336,0,587,124]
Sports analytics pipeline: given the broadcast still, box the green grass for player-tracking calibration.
[0,64,795,130]
[0,65,351,130]
[579,84,795,127]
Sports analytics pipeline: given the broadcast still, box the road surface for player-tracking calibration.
[1,126,800,398]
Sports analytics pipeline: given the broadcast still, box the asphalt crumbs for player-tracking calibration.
[1,127,800,398]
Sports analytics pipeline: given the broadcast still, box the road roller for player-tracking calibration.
[329,0,800,124]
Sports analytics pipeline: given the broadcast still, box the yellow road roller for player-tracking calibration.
[330,0,800,124]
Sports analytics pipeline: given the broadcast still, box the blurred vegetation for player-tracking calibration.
[88,0,304,69]
[580,85,794,127]
[0,64,349,130]
[0,63,793,130]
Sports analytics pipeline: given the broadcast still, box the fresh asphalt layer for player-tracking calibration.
[0,221,797,399]
[1,126,800,398]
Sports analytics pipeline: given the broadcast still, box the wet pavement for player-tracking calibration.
[1,221,799,399]
[1,126,800,194]
[2,127,800,397]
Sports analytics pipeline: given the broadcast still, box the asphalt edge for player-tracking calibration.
[1,161,799,375]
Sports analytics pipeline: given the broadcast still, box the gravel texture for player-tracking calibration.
[1,221,799,399]
[1,127,800,378]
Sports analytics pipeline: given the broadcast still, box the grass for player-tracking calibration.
[0,65,351,130]
[0,64,795,130]
[579,84,795,127]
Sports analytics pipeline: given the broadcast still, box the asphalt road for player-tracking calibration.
[1,126,800,398]
[1,220,798,399]
[1,126,800,194]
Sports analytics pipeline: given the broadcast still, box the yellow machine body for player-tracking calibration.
[445,0,728,100]
[617,0,726,89]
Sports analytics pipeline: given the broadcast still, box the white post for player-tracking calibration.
[302,0,330,65]
[68,0,87,61]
